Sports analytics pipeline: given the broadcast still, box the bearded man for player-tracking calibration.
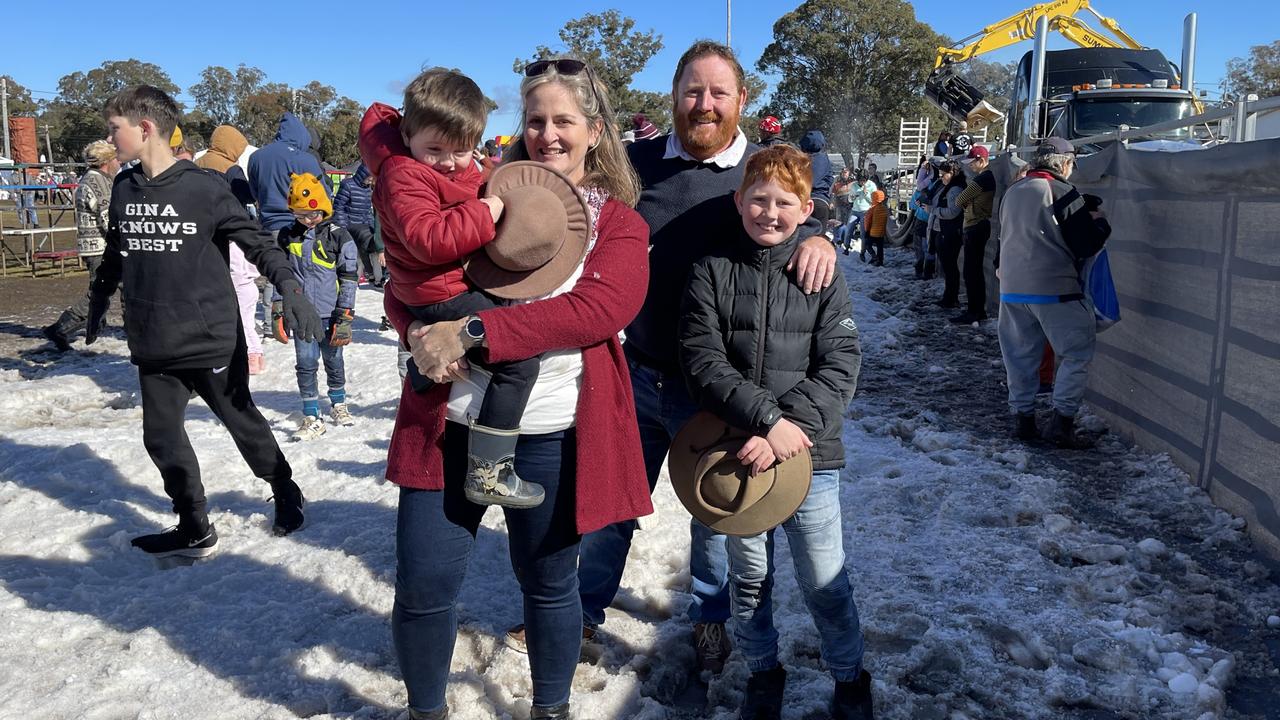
[572,40,838,673]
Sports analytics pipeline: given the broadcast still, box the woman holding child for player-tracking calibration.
[363,60,652,720]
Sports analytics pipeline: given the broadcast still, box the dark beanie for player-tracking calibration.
[632,113,660,140]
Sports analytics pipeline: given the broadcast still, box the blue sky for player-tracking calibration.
[7,0,1277,140]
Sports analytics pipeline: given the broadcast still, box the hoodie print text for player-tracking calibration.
[118,203,198,252]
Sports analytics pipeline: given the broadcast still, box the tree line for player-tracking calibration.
[6,3,1270,169]
[2,61,364,167]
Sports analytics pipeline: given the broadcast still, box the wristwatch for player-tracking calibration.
[462,315,485,348]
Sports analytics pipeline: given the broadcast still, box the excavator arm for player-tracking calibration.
[1050,16,1136,51]
[927,0,1147,123]
[934,0,1141,68]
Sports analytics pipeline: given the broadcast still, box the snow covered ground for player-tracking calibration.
[1,247,1278,720]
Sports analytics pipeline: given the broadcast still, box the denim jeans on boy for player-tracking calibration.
[293,320,345,409]
[394,423,581,714]
[726,469,865,681]
[577,354,730,628]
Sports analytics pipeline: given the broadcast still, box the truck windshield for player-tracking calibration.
[1072,98,1196,139]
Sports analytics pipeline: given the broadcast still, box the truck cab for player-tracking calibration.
[1007,48,1199,150]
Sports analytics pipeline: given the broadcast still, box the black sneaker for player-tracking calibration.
[270,480,306,536]
[740,665,787,720]
[131,523,218,558]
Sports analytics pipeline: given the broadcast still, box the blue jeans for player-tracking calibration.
[725,469,865,681]
[393,423,582,714]
[293,321,345,406]
[577,355,730,627]
[835,211,864,249]
[18,192,38,226]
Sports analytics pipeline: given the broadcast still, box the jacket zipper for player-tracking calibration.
[752,247,769,384]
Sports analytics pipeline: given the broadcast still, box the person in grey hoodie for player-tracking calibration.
[997,137,1110,448]
[247,112,326,232]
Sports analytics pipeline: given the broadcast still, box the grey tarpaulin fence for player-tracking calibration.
[992,140,1280,557]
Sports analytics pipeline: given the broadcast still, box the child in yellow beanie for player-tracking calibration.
[274,172,360,440]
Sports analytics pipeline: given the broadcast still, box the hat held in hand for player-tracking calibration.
[669,412,811,537]
[465,161,591,300]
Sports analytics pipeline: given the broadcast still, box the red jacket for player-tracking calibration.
[358,102,495,306]
[383,198,654,534]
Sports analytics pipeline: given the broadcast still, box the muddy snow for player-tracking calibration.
[0,246,1277,719]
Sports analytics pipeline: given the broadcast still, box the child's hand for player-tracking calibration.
[481,196,504,224]
[737,436,777,477]
[766,418,813,462]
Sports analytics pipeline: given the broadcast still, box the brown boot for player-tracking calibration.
[694,622,732,674]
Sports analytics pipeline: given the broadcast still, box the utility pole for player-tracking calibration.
[42,124,53,164]
[1,77,10,160]
[726,0,732,48]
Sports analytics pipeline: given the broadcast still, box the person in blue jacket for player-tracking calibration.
[799,129,833,225]
[272,173,359,441]
[248,112,326,232]
[332,162,384,287]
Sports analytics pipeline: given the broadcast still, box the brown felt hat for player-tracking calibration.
[668,412,812,537]
[464,161,591,300]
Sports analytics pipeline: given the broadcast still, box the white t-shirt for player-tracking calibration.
[445,188,608,432]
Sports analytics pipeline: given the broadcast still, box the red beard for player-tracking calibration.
[675,108,740,158]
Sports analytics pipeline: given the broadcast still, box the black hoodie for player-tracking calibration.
[92,160,301,369]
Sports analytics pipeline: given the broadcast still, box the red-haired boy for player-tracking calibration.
[676,145,874,718]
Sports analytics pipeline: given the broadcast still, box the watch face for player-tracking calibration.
[466,317,484,339]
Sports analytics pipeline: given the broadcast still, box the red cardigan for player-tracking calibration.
[358,102,495,306]
[383,199,654,534]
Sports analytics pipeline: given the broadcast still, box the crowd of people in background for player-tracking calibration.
[11,32,1117,719]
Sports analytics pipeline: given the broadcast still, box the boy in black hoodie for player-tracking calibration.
[86,85,323,558]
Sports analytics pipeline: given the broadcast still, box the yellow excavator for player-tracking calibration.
[936,0,1143,70]
[926,0,1200,146]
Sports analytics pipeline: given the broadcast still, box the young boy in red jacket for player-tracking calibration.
[358,68,544,509]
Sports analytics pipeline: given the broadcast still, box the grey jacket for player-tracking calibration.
[273,221,358,317]
[998,170,1111,302]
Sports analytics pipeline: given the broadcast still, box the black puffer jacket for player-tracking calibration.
[678,230,862,470]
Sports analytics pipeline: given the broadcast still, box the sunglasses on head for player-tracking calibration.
[524,59,588,77]
[522,58,607,128]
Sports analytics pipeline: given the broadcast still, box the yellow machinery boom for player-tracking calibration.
[934,0,1144,70]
